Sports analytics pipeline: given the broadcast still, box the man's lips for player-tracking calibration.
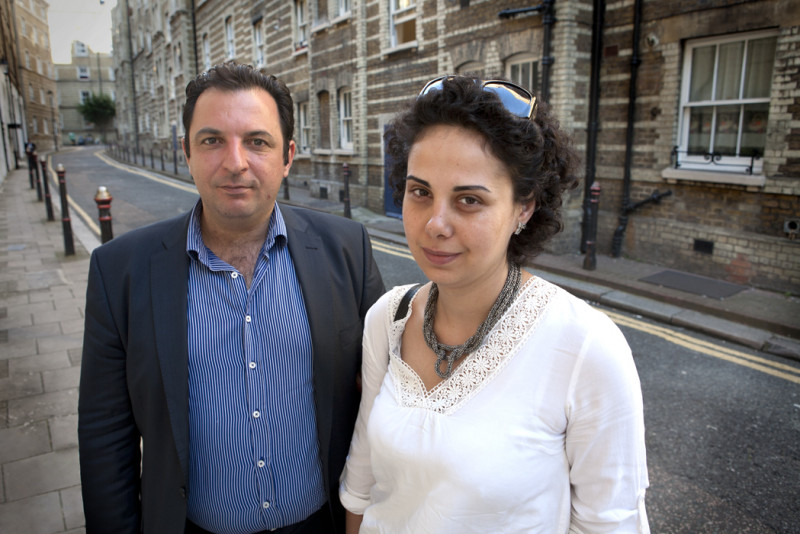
[421,247,460,265]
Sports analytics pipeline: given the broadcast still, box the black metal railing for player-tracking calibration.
[671,146,761,175]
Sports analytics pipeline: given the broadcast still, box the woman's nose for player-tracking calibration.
[425,203,453,238]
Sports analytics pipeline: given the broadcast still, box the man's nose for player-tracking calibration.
[222,140,248,174]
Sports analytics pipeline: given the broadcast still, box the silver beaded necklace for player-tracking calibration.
[423,263,522,379]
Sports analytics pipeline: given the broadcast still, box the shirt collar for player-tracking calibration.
[186,200,288,265]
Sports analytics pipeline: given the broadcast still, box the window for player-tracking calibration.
[390,0,416,48]
[109,67,115,81]
[175,42,183,72]
[225,16,235,58]
[80,90,90,104]
[203,34,211,70]
[24,51,30,69]
[253,20,264,67]
[298,102,311,153]
[295,0,309,50]
[337,0,351,17]
[457,61,485,79]
[29,84,34,101]
[78,66,90,80]
[506,54,538,93]
[338,88,353,150]
[676,31,776,174]
[39,87,44,104]
[43,118,48,134]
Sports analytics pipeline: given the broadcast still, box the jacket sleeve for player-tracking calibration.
[78,250,142,534]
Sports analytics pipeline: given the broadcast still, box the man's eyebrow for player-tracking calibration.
[191,128,277,141]
[406,176,491,193]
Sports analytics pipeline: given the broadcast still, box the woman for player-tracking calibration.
[339,76,649,533]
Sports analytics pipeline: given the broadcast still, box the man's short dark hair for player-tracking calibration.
[386,75,580,264]
[182,62,294,163]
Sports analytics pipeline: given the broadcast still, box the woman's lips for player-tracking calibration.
[422,247,460,265]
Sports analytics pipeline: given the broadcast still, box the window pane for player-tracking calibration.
[687,106,713,154]
[395,19,415,44]
[713,105,740,156]
[743,37,776,98]
[689,45,715,101]
[715,41,743,100]
[740,103,768,157]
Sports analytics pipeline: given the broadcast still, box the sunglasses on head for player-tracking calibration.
[418,76,538,120]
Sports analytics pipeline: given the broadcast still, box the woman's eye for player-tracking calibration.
[408,187,429,198]
[459,196,481,206]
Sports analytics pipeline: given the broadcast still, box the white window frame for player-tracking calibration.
[79,90,90,104]
[203,33,211,71]
[390,0,417,49]
[78,66,90,80]
[505,54,538,94]
[298,101,311,154]
[225,16,235,59]
[338,88,353,150]
[295,0,309,50]
[253,20,265,67]
[675,30,777,176]
[337,0,351,18]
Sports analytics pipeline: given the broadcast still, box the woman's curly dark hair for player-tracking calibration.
[387,76,580,264]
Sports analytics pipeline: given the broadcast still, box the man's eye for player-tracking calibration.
[201,137,219,145]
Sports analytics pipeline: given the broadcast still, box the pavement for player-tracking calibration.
[0,154,798,533]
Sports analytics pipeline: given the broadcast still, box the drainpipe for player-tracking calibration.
[498,0,556,102]
[581,0,605,253]
[191,0,199,76]
[610,0,643,258]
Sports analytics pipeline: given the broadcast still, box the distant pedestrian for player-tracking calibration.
[78,63,385,534]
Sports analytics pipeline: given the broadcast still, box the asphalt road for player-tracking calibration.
[51,146,800,533]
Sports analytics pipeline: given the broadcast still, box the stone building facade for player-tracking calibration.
[54,41,116,145]
[15,0,56,152]
[0,0,25,175]
[111,0,800,294]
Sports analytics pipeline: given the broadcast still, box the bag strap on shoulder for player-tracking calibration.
[394,284,422,322]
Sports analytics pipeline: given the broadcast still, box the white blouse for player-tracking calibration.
[340,277,650,533]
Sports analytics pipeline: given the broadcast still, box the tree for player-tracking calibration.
[77,93,116,142]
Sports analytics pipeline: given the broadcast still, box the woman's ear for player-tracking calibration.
[519,198,536,225]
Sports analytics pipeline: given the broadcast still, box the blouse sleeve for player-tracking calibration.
[339,288,397,514]
[565,309,650,533]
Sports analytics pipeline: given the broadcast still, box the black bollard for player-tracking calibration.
[150,149,154,168]
[342,163,352,219]
[582,181,601,271]
[33,152,43,201]
[94,186,114,243]
[160,150,165,171]
[173,147,178,174]
[40,156,54,221]
[283,177,290,201]
[56,164,75,256]
[27,154,35,189]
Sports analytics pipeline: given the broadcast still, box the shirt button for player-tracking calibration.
[249,362,257,369]
[257,460,265,468]
[245,315,252,323]
[231,272,238,279]
[263,501,270,509]
[253,410,260,418]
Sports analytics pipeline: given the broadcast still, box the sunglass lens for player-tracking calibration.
[483,83,534,119]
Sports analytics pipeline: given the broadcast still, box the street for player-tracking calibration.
[49,146,800,533]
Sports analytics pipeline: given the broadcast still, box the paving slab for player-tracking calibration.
[50,414,79,451]
[0,373,44,401]
[0,421,51,463]
[43,366,81,393]
[3,448,80,501]
[7,389,79,426]
[60,485,85,531]
[9,351,72,374]
[0,492,66,534]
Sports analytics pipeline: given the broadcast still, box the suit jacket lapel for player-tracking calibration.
[281,206,336,486]
[151,214,191,482]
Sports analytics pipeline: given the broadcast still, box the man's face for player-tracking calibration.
[183,87,295,233]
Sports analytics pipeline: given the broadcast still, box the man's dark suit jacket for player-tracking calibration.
[78,204,385,534]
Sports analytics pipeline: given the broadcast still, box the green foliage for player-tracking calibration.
[77,93,116,129]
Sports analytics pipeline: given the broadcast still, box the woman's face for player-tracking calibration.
[402,125,534,292]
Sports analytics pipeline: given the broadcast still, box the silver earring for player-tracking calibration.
[514,222,526,235]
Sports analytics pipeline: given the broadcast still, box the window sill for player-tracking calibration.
[662,167,766,187]
[331,13,352,26]
[293,45,308,57]
[385,41,418,56]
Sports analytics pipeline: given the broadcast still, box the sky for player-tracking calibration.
[47,0,117,64]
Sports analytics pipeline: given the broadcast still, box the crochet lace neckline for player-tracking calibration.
[388,277,557,415]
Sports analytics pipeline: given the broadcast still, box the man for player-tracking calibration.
[78,63,385,534]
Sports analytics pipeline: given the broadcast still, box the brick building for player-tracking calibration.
[54,41,116,146]
[15,0,56,152]
[111,0,800,294]
[0,0,24,175]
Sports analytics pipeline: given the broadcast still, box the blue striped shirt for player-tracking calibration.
[185,201,325,534]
